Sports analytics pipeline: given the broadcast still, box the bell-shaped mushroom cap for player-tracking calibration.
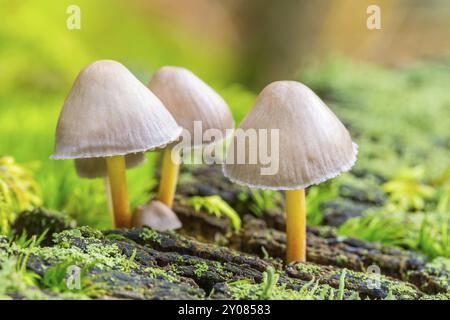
[148,66,234,148]
[51,60,182,160]
[75,153,146,179]
[133,200,182,231]
[223,81,357,190]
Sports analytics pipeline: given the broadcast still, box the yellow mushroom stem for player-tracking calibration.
[285,189,306,263]
[158,144,180,208]
[106,155,131,228]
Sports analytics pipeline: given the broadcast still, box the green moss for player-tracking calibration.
[421,257,450,290]
[122,248,137,273]
[315,225,336,238]
[293,263,324,275]
[345,269,418,299]
[53,229,82,245]
[39,260,106,298]
[336,254,349,265]
[11,228,138,273]
[0,156,42,234]
[144,267,179,283]
[104,233,127,241]
[35,243,136,273]
[193,262,209,278]
[227,276,358,300]
[247,189,283,218]
[420,292,450,300]
[424,257,450,273]
[168,263,183,276]
[139,228,162,245]
[184,195,241,231]
[53,226,103,244]
[0,256,44,299]
[77,226,104,239]
[0,254,94,300]
[225,267,360,300]
[212,261,224,273]
[339,211,449,259]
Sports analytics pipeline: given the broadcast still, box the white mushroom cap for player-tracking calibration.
[223,81,358,190]
[74,153,146,179]
[148,66,234,149]
[51,60,182,160]
[133,200,182,231]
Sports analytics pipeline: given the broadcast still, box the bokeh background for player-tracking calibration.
[1,0,449,256]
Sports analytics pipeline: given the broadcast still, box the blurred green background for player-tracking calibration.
[0,0,449,254]
[0,0,251,229]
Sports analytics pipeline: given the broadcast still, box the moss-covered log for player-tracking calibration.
[232,216,427,280]
[2,210,444,300]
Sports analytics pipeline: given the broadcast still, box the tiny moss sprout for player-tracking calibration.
[144,267,179,283]
[226,266,359,300]
[184,195,241,231]
[248,189,283,218]
[383,166,435,211]
[260,266,279,299]
[12,230,48,249]
[193,261,209,278]
[339,211,450,259]
[139,228,162,244]
[0,256,43,299]
[305,182,339,226]
[123,248,137,273]
[337,268,347,300]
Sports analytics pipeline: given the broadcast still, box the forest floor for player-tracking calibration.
[1,164,448,300]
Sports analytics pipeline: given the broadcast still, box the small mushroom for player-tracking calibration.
[51,60,182,228]
[148,66,234,208]
[133,200,182,231]
[223,81,357,263]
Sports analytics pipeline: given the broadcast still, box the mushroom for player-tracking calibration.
[51,60,182,228]
[133,200,182,231]
[223,81,357,263]
[148,66,234,208]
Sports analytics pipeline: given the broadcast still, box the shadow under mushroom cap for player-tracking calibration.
[75,153,146,179]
